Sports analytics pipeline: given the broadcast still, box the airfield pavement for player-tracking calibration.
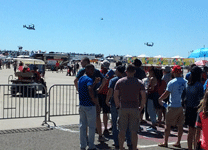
[0,65,189,150]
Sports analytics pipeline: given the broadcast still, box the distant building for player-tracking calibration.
[69,52,104,61]
[106,55,124,62]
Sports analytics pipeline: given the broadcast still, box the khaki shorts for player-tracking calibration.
[166,107,184,126]
[118,108,139,132]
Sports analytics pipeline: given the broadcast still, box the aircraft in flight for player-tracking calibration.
[144,42,154,47]
[23,24,35,30]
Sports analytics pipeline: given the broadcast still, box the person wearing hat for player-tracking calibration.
[162,66,172,84]
[158,65,187,148]
[97,60,111,135]
[105,65,132,149]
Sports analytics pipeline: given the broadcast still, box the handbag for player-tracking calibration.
[196,141,201,150]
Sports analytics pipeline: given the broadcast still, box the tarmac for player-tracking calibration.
[0,66,189,150]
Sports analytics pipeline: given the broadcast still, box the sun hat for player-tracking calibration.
[101,60,110,69]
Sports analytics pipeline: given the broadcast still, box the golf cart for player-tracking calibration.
[10,58,46,97]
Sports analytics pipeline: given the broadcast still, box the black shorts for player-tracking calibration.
[98,94,110,113]
[185,107,198,127]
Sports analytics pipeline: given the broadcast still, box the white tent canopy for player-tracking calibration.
[153,55,163,58]
[17,55,30,58]
[171,55,183,58]
[137,54,149,57]
[124,54,132,57]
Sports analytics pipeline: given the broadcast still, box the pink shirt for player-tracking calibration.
[195,111,208,150]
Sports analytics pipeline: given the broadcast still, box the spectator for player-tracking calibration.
[158,65,187,148]
[133,58,146,80]
[105,65,132,149]
[133,58,146,130]
[98,60,111,135]
[18,61,24,72]
[184,66,204,150]
[74,57,107,142]
[146,67,160,132]
[13,60,17,73]
[78,64,100,150]
[55,61,59,73]
[114,64,146,150]
[195,90,208,150]
[185,64,196,81]
[162,66,172,84]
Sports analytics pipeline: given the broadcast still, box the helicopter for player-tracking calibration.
[23,24,35,30]
[144,42,154,47]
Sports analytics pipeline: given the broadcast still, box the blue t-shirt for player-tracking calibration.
[78,75,94,106]
[76,68,104,81]
[185,82,204,108]
[108,76,121,104]
[167,77,187,107]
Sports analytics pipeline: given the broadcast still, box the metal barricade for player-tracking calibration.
[47,84,79,125]
[0,84,47,125]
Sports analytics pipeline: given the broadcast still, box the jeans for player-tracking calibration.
[79,105,96,149]
[147,99,156,125]
[110,102,131,147]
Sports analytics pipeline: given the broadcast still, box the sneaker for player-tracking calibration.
[103,129,109,135]
[146,127,157,132]
[146,126,152,129]
[98,135,108,142]
[138,126,143,132]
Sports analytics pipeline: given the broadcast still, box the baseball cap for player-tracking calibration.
[172,65,182,74]
[162,66,171,73]
[101,60,110,69]
[116,65,125,73]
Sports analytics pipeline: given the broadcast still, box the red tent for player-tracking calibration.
[195,60,208,66]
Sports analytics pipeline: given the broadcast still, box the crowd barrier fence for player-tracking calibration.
[0,84,78,127]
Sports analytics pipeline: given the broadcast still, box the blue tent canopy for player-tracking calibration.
[188,48,208,58]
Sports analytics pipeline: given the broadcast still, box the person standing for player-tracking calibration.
[195,90,208,150]
[146,67,160,132]
[133,59,146,131]
[55,61,59,73]
[158,65,187,148]
[78,64,100,150]
[13,60,17,73]
[74,57,107,142]
[184,66,204,150]
[97,60,111,135]
[114,64,146,150]
[105,65,132,149]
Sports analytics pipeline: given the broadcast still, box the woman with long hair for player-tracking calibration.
[147,67,164,131]
[195,89,208,150]
[185,66,204,150]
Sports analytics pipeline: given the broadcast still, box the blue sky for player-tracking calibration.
[1,0,208,58]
